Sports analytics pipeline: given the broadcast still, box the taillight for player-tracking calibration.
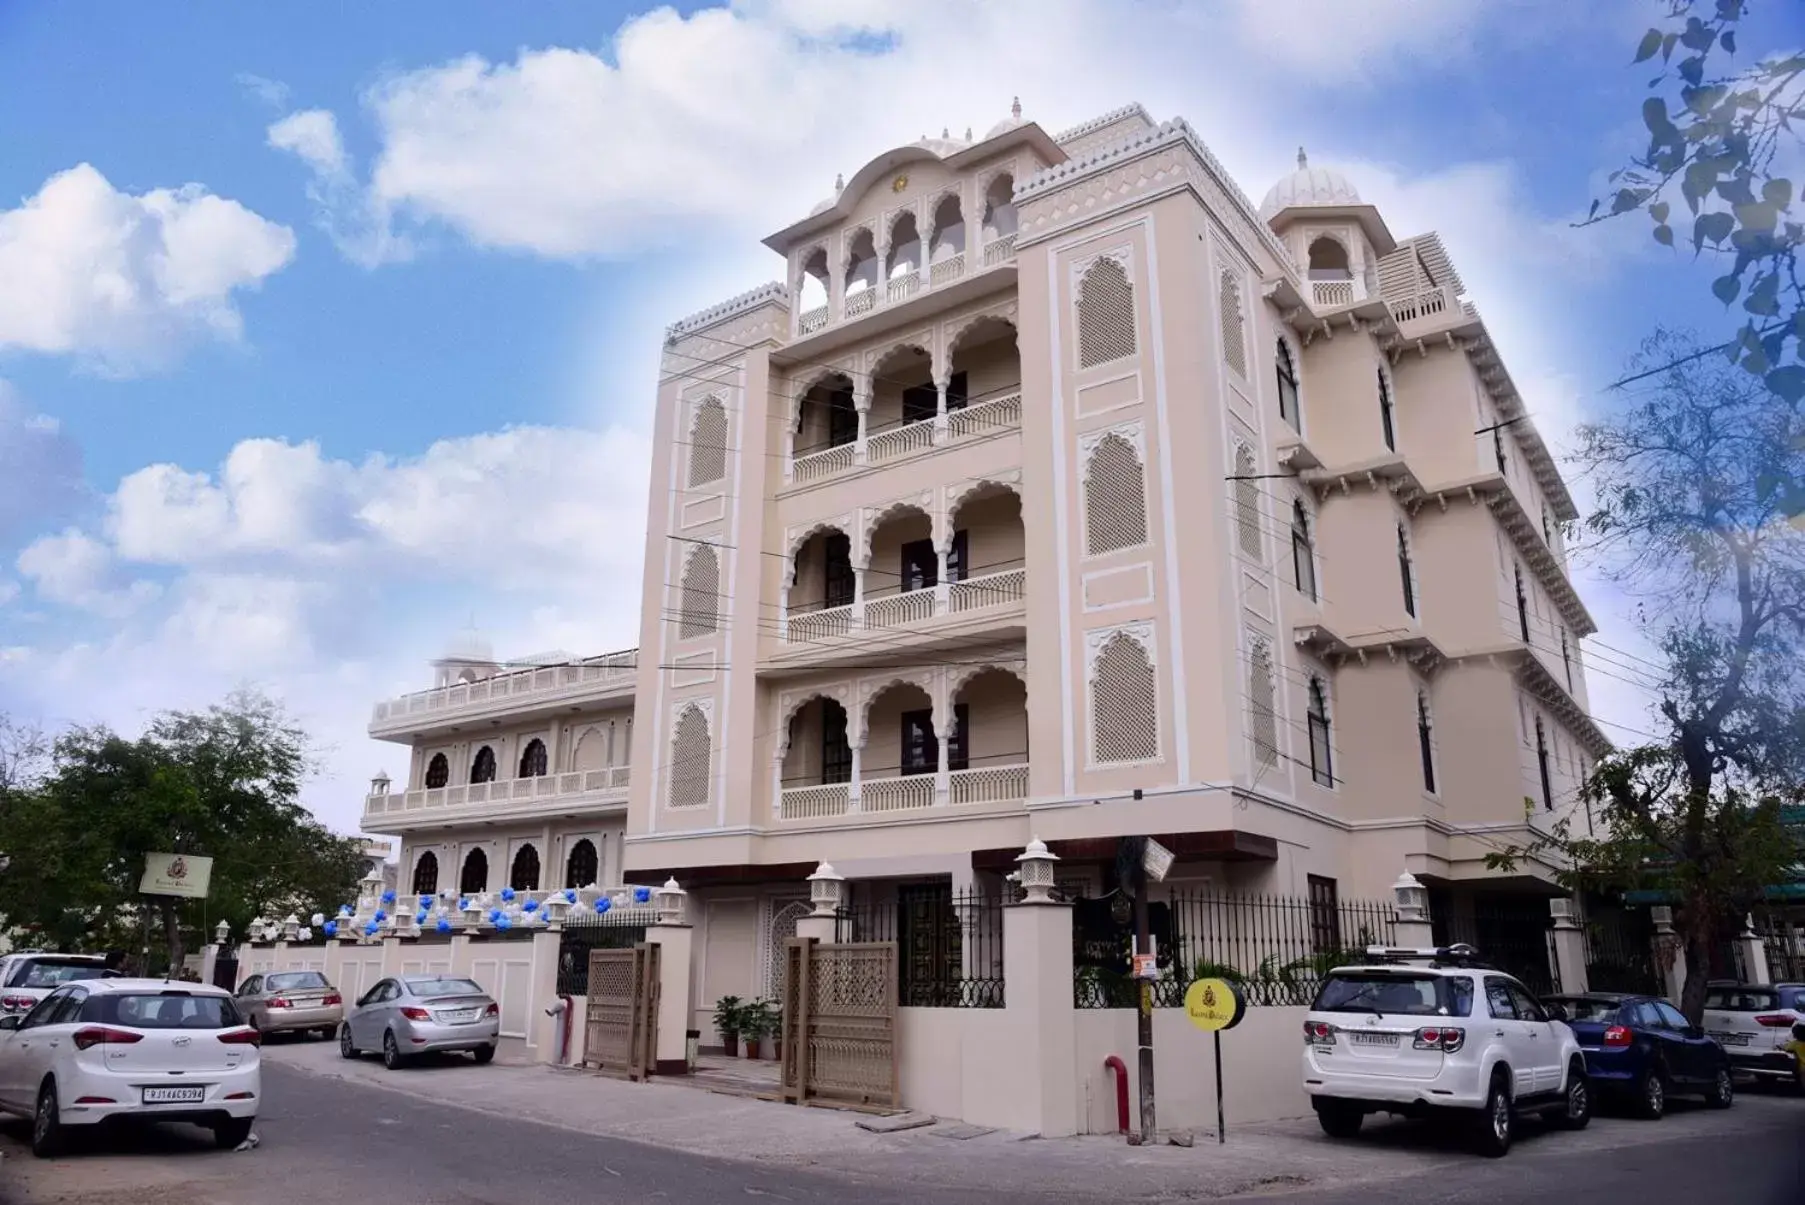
[483,1003,499,1018]
[400,1006,431,1021]
[1754,1014,1793,1028]
[1602,1025,1634,1048]
[1303,1020,1336,1044]
[267,996,292,1009]
[218,1027,261,1046]
[1412,1027,1465,1052]
[323,993,342,1007]
[72,1026,143,1051]
[1,995,34,1011]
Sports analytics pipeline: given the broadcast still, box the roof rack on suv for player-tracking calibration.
[1360,943,1490,968]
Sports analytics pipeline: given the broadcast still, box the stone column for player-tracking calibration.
[1391,871,1435,948]
[646,923,695,1075]
[1652,906,1687,1003]
[528,923,565,1064]
[1733,915,1771,986]
[1002,886,1079,1137]
[1548,898,1589,995]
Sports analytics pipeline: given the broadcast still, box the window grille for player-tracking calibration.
[1219,271,1246,377]
[680,546,721,638]
[1249,639,1279,769]
[510,844,541,892]
[470,745,496,784]
[1077,258,1137,368]
[688,397,728,486]
[1234,444,1261,560]
[459,848,488,895]
[564,839,598,890]
[1091,632,1159,764]
[411,852,439,897]
[1083,434,1149,555]
[668,705,712,809]
[518,738,547,778]
[424,753,449,789]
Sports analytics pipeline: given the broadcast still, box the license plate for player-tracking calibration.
[1351,1032,1399,1047]
[441,1009,478,1024]
[142,1086,206,1104]
[1711,1032,1752,1046]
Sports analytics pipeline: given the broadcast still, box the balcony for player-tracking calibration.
[788,218,1016,343]
[1386,284,1471,334]
[775,666,1029,822]
[362,767,631,833]
[368,650,636,739]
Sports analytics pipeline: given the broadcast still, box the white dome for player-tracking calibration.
[443,625,494,664]
[984,98,1026,142]
[809,196,836,216]
[913,135,969,158]
[1259,148,1361,218]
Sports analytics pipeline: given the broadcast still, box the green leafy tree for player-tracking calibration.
[0,692,366,973]
[1488,332,1805,1020]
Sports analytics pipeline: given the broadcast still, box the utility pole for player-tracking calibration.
[1119,830,1155,1145]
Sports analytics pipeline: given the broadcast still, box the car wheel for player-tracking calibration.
[1635,1068,1667,1120]
[1705,1065,1734,1109]
[213,1116,255,1150]
[1472,1073,1513,1158]
[1553,1061,1592,1130]
[1314,1100,1363,1139]
[31,1080,64,1159]
[338,1024,358,1059]
[472,1044,496,1066]
[382,1029,406,1070]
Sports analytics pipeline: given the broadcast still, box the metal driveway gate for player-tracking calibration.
[583,943,659,1080]
[780,937,898,1109]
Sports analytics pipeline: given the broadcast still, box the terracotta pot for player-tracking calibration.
[742,1040,759,1059]
[722,1033,739,1057]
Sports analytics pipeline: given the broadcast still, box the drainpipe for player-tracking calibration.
[1103,1055,1130,1137]
[545,996,575,1065]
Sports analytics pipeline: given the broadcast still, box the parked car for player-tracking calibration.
[235,970,343,1039]
[338,974,499,1069]
[1544,993,1733,1117]
[1701,983,1805,1092]
[0,977,259,1157]
[0,953,120,1017]
[1302,945,1590,1157]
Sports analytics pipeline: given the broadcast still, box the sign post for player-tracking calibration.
[1183,977,1246,1144]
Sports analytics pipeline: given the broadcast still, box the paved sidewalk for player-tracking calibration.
[261,1039,1786,1200]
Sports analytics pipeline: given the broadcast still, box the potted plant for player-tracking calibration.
[740,998,775,1060]
[766,1000,785,1062]
[712,995,744,1057]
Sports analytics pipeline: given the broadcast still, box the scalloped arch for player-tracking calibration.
[944,309,1019,362]
[868,339,932,381]
[786,517,853,563]
[946,661,1027,700]
[855,674,939,746]
[861,496,933,553]
[787,365,857,428]
[946,476,1022,522]
[774,689,851,760]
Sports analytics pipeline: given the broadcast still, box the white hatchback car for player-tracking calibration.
[1301,946,1590,1157]
[0,977,260,1157]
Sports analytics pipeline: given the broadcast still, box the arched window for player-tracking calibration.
[1076,257,1137,368]
[679,545,720,639]
[412,851,440,897]
[981,173,1017,239]
[1219,271,1246,377]
[1091,631,1159,764]
[1291,501,1317,601]
[1248,639,1278,769]
[1417,692,1437,794]
[1378,367,1396,451]
[470,745,496,784]
[424,753,449,789]
[510,843,541,892]
[564,839,599,890]
[688,396,728,487]
[1307,236,1351,279]
[668,705,712,809]
[1535,717,1554,811]
[1398,524,1417,617]
[1083,433,1148,555]
[1306,678,1334,788]
[1233,444,1261,559]
[459,848,489,895]
[1275,338,1301,430]
[518,738,548,778]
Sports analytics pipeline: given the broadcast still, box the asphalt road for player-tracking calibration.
[0,1065,1799,1205]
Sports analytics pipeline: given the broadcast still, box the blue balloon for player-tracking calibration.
[593,897,611,914]
[381,889,396,904]
[415,911,428,925]
[338,904,352,917]
[487,908,502,923]
[523,898,539,913]
[323,920,338,937]
[364,920,379,936]
[458,897,471,912]
[500,886,516,903]
[563,888,576,903]
[495,914,513,931]
[633,886,652,904]
[436,917,453,933]
[374,909,387,923]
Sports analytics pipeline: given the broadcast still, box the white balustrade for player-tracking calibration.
[1311,279,1355,309]
[948,567,1026,614]
[863,587,938,630]
[782,568,1024,642]
[845,288,876,316]
[779,782,852,820]
[859,773,936,813]
[865,416,936,465]
[886,271,920,304]
[799,304,829,334]
[982,234,1018,266]
[785,602,856,644]
[792,442,857,484]
[930,253,966,288]
[371,652,636,727]
[363,766,632,825]
[948,764,1029,806]
[946,392,1021,441]
[1388,284,1458,328]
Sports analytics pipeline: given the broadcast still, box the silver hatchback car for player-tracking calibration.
[236,970,344,1038]
[339,975,500,1069]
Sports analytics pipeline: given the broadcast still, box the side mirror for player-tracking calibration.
[1545,1004,1568,1022]
[0,1015,21,1031]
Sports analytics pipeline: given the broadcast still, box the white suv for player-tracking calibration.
[1301,947,1590,1157]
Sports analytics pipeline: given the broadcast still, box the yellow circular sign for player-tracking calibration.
[1184,977,1246,1032]
[891,174,909,193]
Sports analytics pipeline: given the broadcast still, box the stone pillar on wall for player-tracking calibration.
[1548,898,1589,995]
[1733,915,1771,986]
[646,879,694,1075]
[528,924,565,1065]
[1651,906,1687,1003]
[1391,871,1435,948]
[1002,886,1079,1138]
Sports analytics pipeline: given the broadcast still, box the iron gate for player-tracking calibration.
[583,943,660,1080]
[780,937,898,1109]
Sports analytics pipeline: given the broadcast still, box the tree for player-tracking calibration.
[0,692,367,973]
[1588,3,1805,421]
[1489,331,1805,1020]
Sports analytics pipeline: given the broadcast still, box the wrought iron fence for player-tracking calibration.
[556,913,648,996]
[1582,904,1661,995]
[1435,900,1556,996]
[1073,891,1397,1009]
[834,887,1004,1008]
[1757,913,1805,982]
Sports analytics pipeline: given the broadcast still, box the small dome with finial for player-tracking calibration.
[985,95,1027,140]
[810,172,847,216]
[1260,147,1362,218]
[442,621,494,664]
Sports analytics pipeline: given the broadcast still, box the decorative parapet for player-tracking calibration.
[665,281,789,340]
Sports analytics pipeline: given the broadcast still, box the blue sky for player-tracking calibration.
[1,0,1797,832]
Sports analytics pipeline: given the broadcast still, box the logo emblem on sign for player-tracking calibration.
[168,857,188,880]
[1202,984,1217,1008]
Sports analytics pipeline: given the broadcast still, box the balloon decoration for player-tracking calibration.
[338,905,353,917]
[563,888,577,903]
[310,912,325,927]
[436,917,453,933]
[487,908,503,925]
[594,897,611,914]
[363,920,379,936]
[500,886,516,903]
[381,889,396,904]
[633,886,652,904]
[458,897,471,912]
[523,898,539,913]
[374,909,387,923]
[495,914,513,931]
[323,920,338,937]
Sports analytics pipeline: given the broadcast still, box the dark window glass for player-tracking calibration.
[1515,568,1530,642]
[518,739,548,778]
[946,529,970,583]
[901,382,937,424]
[412,851,439,896]
[470,746,497,784]
[459,849,489,895]
[1291,503,1317,601]
[1378,369,1396,451]
[1313,973,1465,1017]
[826,386,858,448]
[947,704,971,772]
[1417,693,1437,793]
[1307,680,1334,787]
[1275,339,1300,429]
[900,538,937,593]
[510,844,541,892]
[564,839,598,890]
[1560,631,1573,690]
[1307,876,1341,953]
[823,532,855,608]
[901,709,938,775]
[424,754,449,789]
[1535,719,1554,810]
[1493,426,1508,473]
[821,701,852,784]
[84,993,243,1029]
[1485,978,1519,1019]
[945,371,969,412]
[1398,526,1416,617]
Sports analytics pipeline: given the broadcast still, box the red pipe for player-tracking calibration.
[558,995,574,1065]
[1103,1055,1130,1135]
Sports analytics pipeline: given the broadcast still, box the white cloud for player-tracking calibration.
[266,108,414,267]
[0,580,18,608]
[1219,0,1488,81]
[14,528,156,616]
[0,164,296,374]
[267,109,347,177]
[0,381,83,539]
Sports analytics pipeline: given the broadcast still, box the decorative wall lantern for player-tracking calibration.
[653,877,688,925]
[543,891,571,925]
[1391,871,1429,924]
[1015,838,1060,904]
[214,919,231,946]
[281,914,300,942]
[807,863,845,917]
[462,895,484,926]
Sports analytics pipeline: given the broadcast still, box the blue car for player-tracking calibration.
[1545,993,1735,1119]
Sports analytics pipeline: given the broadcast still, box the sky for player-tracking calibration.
[1,0,1798,835]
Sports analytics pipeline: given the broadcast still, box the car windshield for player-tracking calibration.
[406,978,485,999]
[10,960,113,988]
[1706,987,1780,1012]
[1313,972,1470,1017]
[1552,997,1621,1022]
[265,972,329,992]
[83,992,242,1029]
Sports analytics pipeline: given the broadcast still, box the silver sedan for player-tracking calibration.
[236,970,344,1038]
[338,975,500,1069]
